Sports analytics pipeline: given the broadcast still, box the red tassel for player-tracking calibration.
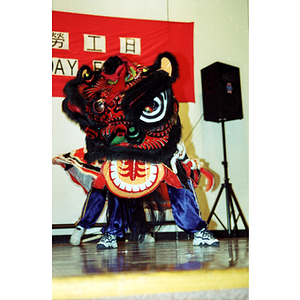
[200,167,214,192]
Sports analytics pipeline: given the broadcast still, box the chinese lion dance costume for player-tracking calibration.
[53,52,219,248]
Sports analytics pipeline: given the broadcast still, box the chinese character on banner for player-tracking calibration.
[119,38,141,55]
[52,11,195,103]
[52,31,69,49]
[84,34,106,52]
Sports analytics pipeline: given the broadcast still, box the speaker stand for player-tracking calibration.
[206,120,249,237]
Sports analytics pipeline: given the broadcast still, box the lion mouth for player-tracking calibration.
[103,160,165,198]
[110,160,158,192]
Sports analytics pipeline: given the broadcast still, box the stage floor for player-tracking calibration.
[52,237,249,299]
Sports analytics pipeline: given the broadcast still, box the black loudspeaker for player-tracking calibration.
[201,62,243,123]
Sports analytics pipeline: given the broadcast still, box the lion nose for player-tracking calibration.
[99,123,128,145]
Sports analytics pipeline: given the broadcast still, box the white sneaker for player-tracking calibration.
[70,225,85,246]
[97,233,118,249]
[139,233,155,244]
[193,228,220,246]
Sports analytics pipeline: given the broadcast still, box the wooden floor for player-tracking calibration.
[52,237,249,300]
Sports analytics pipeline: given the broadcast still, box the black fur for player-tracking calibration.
[84,117,182,165]
[62,65,99,132]
[102,56,123,74]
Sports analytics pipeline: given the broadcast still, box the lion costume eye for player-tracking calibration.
[140,91,168,123]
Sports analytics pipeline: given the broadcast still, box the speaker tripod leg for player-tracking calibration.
[229,184,249,231]
[225,183,232,236]
[226,184,239,236]
[207,184,224,225]
[203,117,248,237]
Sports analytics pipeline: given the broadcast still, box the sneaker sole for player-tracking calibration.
[96,243,118,250]
[193,238,220,246]
[70,239,81,246]
[193,241,220,246]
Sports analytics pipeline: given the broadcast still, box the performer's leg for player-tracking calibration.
[97,193,130,250]
[168,180,219,246]
[168,180,207,234]
[76,187,107,228]
[70,187,107,245]
[101,193,129,238]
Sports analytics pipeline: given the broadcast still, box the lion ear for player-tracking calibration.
[159,56,172,77]
[155,52,179,82]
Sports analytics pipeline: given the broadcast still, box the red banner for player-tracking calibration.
[52,11,194,102]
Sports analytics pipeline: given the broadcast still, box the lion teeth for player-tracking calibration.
[110,162,158,192]
[110,171,118,180]
[113,177,121,187]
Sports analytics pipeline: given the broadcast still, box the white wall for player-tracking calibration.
[52,0,249,230]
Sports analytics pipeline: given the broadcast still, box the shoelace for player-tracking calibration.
[199,228,214,239]
[102,233,115,242]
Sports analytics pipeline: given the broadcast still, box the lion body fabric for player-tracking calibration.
[53,52,212,240]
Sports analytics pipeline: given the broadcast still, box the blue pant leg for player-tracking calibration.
[76,187,106,229]
[101,194,129,238]
[168,180,207,234]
